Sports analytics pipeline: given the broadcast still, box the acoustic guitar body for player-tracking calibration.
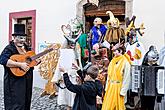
[10,51,37,77]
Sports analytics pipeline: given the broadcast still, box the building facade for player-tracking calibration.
[0,0,165,88]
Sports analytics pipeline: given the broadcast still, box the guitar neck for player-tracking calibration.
[31,48,53,60]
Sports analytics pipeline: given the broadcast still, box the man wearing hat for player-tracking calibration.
[0,24,34,110]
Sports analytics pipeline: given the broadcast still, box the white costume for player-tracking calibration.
[51,49,78,107]
[125,41,145,93]
[126,41,145,65]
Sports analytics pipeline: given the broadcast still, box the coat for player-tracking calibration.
[91,25,107,46]
[63,73,103,110]
[0,41,33,110]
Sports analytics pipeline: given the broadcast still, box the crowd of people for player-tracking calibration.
[0,11,164,110]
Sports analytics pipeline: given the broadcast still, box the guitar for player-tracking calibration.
[10,47,57,76]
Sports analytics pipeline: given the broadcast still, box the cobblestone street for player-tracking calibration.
[0,81,67,110]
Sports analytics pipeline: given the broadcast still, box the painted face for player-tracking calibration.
[128,29,137,44]
[14,36,26,47]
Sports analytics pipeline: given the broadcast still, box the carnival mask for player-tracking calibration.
[128,29,137,44]
[61,18,82,46]
[14,35,26,47]
[147,46,159,62]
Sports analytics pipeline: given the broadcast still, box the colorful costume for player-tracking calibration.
[125,16,145,66]
[104,11,125,44]
[126,41,145,65]
[91,24,107,46]
[91,17,107,46]
[124,16,146,108]
[102,55,131,110]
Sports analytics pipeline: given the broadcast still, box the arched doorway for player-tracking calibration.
[76,0,133,33]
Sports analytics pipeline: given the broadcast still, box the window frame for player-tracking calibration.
[9,10,36,51]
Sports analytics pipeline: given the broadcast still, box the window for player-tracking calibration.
[9,10,36,51]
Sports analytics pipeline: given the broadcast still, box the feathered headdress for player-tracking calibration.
[125,16,145,37]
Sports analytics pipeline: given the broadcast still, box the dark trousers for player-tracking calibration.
[141,96,156,110]
[4,72,33,110]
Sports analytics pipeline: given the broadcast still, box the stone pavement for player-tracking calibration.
[0,81,67,110]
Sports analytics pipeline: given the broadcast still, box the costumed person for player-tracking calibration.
[125,16,145,66]
[77,21,88,67]
[59,65,103,110]
[140,45,163,110]
[104,11,125,45]
[51,18,82,110]
[102,10,125,60]
[102,42,131,110]
[93,56,109,110]
[124,16,146,108]
[0,24,40,110]
[91,17,107,54]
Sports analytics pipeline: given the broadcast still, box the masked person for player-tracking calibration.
[104,11,125,45]
[91,17,107,52]
[51,19,83,110]
[0,24,37,110]
[102,42,131,110]
[125,16,145,108]
[140,45,161,110]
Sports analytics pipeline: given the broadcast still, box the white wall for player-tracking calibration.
[133,0,165,51]
[0,0,78,88]
[1,0,165,88]
[1,0,165,52]
[0,0,77,52]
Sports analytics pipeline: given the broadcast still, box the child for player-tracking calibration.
[59,65,103,110]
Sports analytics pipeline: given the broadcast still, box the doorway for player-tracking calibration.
[84,0,126,33]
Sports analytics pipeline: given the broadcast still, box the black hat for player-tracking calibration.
[12,24,27,36]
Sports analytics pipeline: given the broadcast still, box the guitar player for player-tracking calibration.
[0,24,40,110]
